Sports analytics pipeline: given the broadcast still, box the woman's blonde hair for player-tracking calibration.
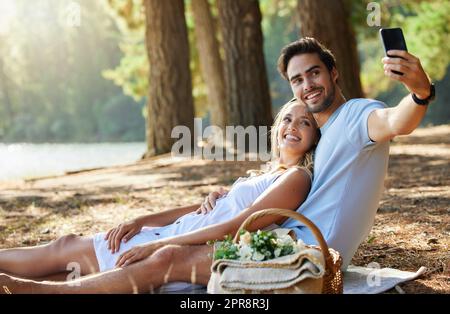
[248,99,320,177]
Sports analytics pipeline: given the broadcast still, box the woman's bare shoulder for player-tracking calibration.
[275,167,311,188]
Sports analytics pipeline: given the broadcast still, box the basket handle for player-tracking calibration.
[233,208,334,272]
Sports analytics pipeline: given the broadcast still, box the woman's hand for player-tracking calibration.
[196,187,228,215]
[115,242,164,268]
[105,218,144,253]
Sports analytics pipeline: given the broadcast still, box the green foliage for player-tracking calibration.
[106,0,145,31]
[0,0,145,142]
[213,234,240,260]
[249,229,279,260]
[403,1,450,80]
[359,0,450,83]
[356,0,450,124]
[103,41,148,102]
[97,94,146,141]
[103,0,148,102]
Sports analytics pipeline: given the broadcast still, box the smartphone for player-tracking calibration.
[379,28,408,75]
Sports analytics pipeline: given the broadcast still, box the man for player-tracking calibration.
[0,37,434,293]
[274,37,433,268]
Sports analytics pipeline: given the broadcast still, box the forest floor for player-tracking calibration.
[0,125,449,294]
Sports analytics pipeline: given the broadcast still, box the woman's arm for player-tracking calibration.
[137,204,201,227]
[164,168,311,245]
[116,168,311,266]
[106,203,201,253]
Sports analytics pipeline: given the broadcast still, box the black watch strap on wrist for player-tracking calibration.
[411,83,435,106]
[411,93,429,105]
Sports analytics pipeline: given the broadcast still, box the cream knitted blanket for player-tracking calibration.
[207,247,326,293]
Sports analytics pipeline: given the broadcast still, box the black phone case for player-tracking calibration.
[380,28,408,75]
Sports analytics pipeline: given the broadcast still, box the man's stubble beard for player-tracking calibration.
[306,81,336,114]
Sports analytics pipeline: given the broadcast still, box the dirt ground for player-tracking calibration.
[0,125,449,294]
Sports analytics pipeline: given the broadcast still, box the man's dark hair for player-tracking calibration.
[277,37,337,80]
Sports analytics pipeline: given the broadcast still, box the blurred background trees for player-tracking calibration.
[191,0,226,129]
[0,0,146,143]
[0,0,448,156]
[297,0,364,99]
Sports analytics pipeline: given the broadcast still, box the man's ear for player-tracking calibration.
[331,67,339,84]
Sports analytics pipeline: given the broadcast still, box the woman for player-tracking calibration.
[0,100,320,291]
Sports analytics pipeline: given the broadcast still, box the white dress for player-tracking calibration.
[92,170,286,291]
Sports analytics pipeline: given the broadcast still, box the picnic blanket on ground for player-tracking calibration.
[343,265,427,294]
[158,265,427,294]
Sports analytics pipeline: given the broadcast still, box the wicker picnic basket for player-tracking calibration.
[229,208,343,294]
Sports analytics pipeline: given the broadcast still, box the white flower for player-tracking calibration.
[293,239,306,253]
[276,234,295,247]
[274,248,281,258]
[239,231,252,246]
[296,238,306,247]
[252,251,265,261]
[238,244,253,261]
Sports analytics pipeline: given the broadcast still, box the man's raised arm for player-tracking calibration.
[368,49,434,143]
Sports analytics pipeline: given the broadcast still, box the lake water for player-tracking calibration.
[0,143,147,182]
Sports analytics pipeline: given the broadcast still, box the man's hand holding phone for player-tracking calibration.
[380,28,432,100]
[382,50,431,99]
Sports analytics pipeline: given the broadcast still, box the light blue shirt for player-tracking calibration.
[281,98,390,269]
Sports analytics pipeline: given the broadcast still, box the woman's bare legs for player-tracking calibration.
[0,244,213,294]
[0,234,99,279]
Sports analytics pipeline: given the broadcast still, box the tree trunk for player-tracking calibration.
[144,0,195,156]
[217,0,273,128]
[191,0,227,129]
[297,0,364,99]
